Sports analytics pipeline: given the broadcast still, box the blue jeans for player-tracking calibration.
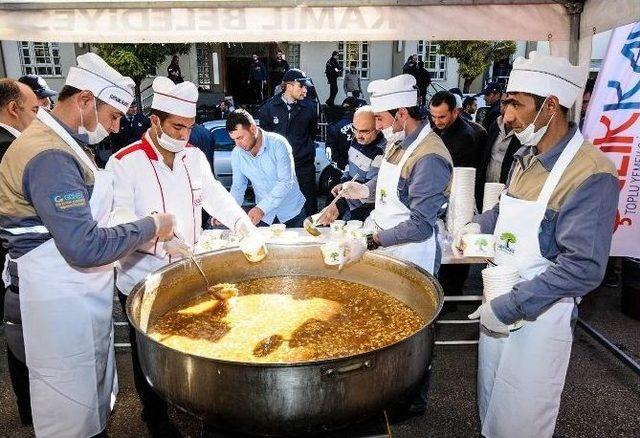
[258,208,306,228]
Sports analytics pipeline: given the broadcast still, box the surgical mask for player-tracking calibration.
[78,99,109,145]
[515,98,556,146]
[154,123,188,153]
[381,114,406,145]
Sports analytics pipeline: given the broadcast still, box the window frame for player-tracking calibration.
[18,41,62,77]
[338,41,369,80]
[416,40,447,81]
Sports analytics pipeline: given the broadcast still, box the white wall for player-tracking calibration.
[1,41,77,93]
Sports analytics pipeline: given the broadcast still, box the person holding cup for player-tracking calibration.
[453,52,619,438]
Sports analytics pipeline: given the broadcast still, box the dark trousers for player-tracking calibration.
[250,80,264,103]
[296,161,317,216]
[258,208,306,228]
[418,87,427,107]
[117,290,168,423]
[437,264,471,312]
[326,81,338,106]
[7,343,32,425]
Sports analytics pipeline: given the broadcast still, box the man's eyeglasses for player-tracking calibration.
[353,128,375,136]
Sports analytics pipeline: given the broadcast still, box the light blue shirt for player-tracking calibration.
[230,129,305,224]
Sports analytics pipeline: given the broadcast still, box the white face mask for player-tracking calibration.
[381,113,406,145]
[78,99,109,145]
[154,123,188,153]
[515,98,556,146]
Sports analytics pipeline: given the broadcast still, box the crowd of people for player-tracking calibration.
[0,46,620,438]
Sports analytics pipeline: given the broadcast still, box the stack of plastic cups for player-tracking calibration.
[446,167,477,236]
[481,265,523,331]
[482,182,506,213]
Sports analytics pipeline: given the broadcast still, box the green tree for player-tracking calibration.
[476,238,489,252]
[500,232,517,249]
[92,43,191,107]
[434,40,517,92]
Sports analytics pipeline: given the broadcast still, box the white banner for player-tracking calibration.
[583,21,640,257]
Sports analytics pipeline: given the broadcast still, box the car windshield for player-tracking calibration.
[210,127,235,151]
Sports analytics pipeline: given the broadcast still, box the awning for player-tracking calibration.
[0,1,579,43]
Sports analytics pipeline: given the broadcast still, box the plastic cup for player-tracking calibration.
[239,235,268,262]
[330,220,346,235]
[270,223,286,237]
[320,242,344,265]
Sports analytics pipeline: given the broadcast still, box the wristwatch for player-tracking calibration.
[366,233,379,251]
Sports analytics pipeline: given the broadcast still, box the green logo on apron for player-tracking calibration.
[499,232,517,249]
[379,188,387,204]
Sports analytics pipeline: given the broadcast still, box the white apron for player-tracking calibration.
[478,130,583,438]
[17,109,117,437]
[369,124,437,274]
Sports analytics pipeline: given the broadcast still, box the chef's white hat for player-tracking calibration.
[65,52,135,114]
[506,51,588,108]
[368,74,418,112]
[151,77,198,118]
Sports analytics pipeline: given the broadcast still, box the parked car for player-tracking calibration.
[203,120,340,196]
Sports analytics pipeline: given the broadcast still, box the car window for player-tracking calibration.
[210,127,235,151]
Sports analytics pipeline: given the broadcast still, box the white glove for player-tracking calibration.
[339,237,368,270]
[452,222,481,257]
[163,234,192,258]
[468,302,509,335]
[340,181,370,200]
[233,217,258,239]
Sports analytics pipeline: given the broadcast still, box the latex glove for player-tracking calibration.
[339,237,367,271]
[452,222,481,258]
[468,303,509,335]
[339,181,370,200]
[151,213,176,242]
[234,217,259,239]
[163,234,192,258]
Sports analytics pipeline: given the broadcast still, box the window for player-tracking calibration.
[416,41,447,81]
[19,41,62,77]
[338,41,369,79]
[286,44,301,69]
[196,44,211,90]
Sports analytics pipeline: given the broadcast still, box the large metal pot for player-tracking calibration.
[126,244,443,435]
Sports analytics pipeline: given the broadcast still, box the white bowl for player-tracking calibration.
[239,236,268,262]
[346,220,363,229]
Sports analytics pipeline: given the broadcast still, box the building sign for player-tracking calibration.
[583,21,640,257]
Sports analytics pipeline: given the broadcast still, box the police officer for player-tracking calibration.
[259,68,318,215]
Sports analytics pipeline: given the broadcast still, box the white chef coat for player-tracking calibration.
[106,131,251,295]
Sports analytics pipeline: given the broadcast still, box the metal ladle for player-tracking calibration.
[303,175,358,236]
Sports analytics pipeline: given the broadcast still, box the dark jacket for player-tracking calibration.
[325,57,342,83]
[482,100,501,132]
[259,94,318,166]
[110,113,150,151]
[326,115,353,170]
[0,125,16,163]
[270,58,290,85]
[475,119,521,208]
[249,60,267,82]
[434,115,482,169]
[188,124,216,171]
[478,119,521,185]
[415,67,431,90]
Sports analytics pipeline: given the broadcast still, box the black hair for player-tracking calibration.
[0,78,23,109]
[533,94,569,116]
[57,85,81,102]
[430,91,457,112]
[406,106,423,120]
[352,89,361,99]
[349,61,357,68]
[332,51,339,57]
[462,96,476,109]
[226,108,255,132]
[150,109,171,123]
